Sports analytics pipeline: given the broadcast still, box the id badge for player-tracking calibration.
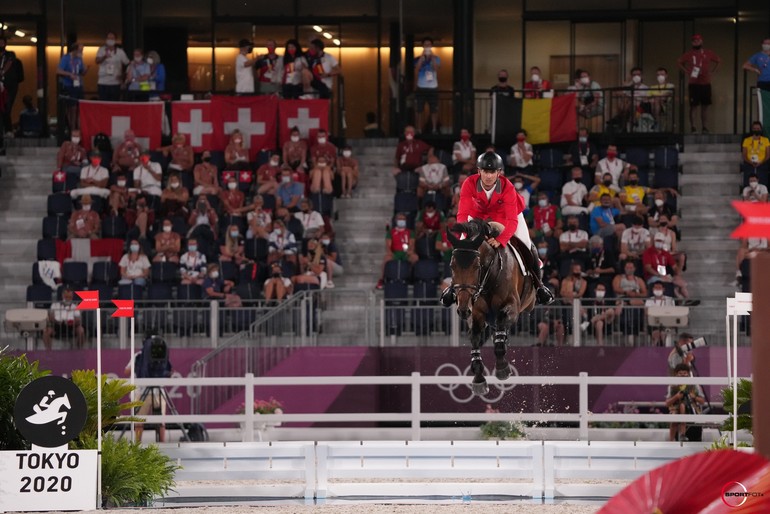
[400,153,407,165]
[657,264,667,276]
[76,219,85,229]
[73,78,81,88]
[106,63,115,75]
[425,71,434,82]
[264,70,273,80]
[579,155,589,166]
[690,66,700,79]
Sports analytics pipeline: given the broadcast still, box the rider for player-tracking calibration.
[440,150,555,306]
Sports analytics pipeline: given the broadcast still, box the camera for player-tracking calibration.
[680,337,707,353]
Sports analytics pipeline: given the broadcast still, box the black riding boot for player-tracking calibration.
[440,286,456,307]
[530,245,555,305]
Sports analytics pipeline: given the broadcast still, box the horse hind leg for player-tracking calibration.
[493,330,512,380]
[469,314,489,396]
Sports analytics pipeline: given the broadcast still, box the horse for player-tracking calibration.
[445,219,536,395]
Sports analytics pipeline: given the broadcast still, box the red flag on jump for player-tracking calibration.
[76,290,99,310]
[731,201,770,239]
[111,300,135,318]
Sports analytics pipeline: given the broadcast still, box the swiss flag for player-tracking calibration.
[53,170,66,183]
[278,99,329,146]
[79,100,163,152]
[172,101,214,152]
[211,95,278,160]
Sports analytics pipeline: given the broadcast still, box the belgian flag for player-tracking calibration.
[492,93,577,147]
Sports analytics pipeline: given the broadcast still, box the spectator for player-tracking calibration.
[376,212,418,289]
[743,38,770,93]
[523,66,551,98]
[0,36,20,137]
[119,239,151,286]
[647,190,679,230]
[595,144,635,187]
[508,130,534,175]
[294,198,325,240]
[742,173,768,201]
[649,67,675,130]
[677,34,720,134]
[276,167,304,211]
[186,195,218,248]
[452,128,477,177]
[560,261,587,301]
[193,150,221,196]
[125,48,151,99]
[417,153,451,199]
[57,129,88,178]
[559,215,589,261]
[72,151,110,201]
[225,129,250,170]
[415,200,444,237]
[620,216,651,264]
[581,283,620,347]
[585,235,617,289]
[109,172,130,215]
[528,191,562,240]
[741,121,770,186]
[235,39,256,94]
[220,225,245,264]
[570,69,604,121]
[589,193,623,237]
[244,194,272,239]
[255,39,281,95]
[619,169,656,215]
[280,39,305,100]
[415,37,441,134]
[561,167,589,216]
[512,172,540,212]
[305,39,340,99]
[127,196,155,241]
[264,262,292,302]
[180,238,206,285]
[42,286,85,350]
[146,50,165,93]
[161,133,194,172]
[153,219,182,263]
[535,297,565,347]
[160,172,189,218]
[56,42,87,132]
[255,153,281,196]
[338,145,359,198]
[665,363,705,441]
[612,260,647,302]
[112,129,142,174]
[202,263,239,305]
[616,66,650,131]
[309,155,333,195]
[643,233,689,298]
[283,126,309,172]
[650,214,686,272]
[363,111,385,138]
[567,127,599,174]
[68,194,101,239]
[95,31,129,101]
[394,125,433,174]
[537,238,561,290]
[267,219,298,265]
[309,129,337,168]
[588,171,622,210]
[133,150,163,200]
[436,214,457,266]
[220,176,245,216]
[321,232,344,279]
[735,237,768,287]
[490,69,515,97]
[295,237,333,289]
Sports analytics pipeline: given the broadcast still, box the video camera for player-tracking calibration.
[679,337,707,354]
[136,334,172,379]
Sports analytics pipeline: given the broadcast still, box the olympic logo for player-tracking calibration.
[721,481,764,507]
[434,362,519,403]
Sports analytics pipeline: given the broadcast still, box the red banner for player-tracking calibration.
[111,300,135,318]
[210,95,279,159]
[731,201,770,239]
[75,290,99,310]
[171,101,214,152]
[79,100,163,153]
[278,99,329,146]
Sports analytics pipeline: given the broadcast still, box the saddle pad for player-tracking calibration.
[507,241,527,276]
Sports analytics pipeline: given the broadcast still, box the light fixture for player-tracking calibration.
[30,36,38,43]
[313,25,323,33]
[1,24,7,30]
[15,30,25,37]
[322,32,332,40]
[332,38,341,46]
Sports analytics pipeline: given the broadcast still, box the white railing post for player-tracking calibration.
[379,299,385,347]
[450,308,460,347]
[411,372,421,441]
[243,373,255,442]
[572,299,582,347]
[300,294,308,346]
[118,317,127,349]
[210,300,219,348]
[578,372,589,440]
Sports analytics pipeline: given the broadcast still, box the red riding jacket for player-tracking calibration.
[457,174,526,245]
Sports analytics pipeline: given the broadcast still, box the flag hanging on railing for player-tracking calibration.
[278,99,329,146]
[79,100,163,152]
[492,93,577,147]
[210,95,279,160]
[758,89,770,138]
[171,100,214,152]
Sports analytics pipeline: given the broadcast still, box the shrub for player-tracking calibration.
[480,421,526,440]
[721,378,752,434]
[0,347,49,450]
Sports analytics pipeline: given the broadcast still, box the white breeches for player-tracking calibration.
[514,212,533,249]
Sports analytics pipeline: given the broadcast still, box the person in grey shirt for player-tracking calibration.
[95,31,129,101]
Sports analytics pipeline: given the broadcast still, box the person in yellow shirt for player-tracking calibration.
[588,171,622,210]
[619,170,678,216]
[741,121,770,186]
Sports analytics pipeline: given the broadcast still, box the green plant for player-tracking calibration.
[100,436,180,508]
[709,435,752,451]
[0,347,49,450]
[721,378,752,434]
[480,421,526,440]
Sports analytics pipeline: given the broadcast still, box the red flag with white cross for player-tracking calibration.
[278,99,329,146]
[172,100,214,152]
[79,100,163,152]
[211,95,278,160]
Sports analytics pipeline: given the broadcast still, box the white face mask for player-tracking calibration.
[130,244,140,253]
[580,76,590,85]
[82,204,91,211]
[117,180,126,187]
[655,242,665,250]
[134,56,143,63]
[290,135,300,143]
[763,44,770,52]
[531,73,540,82]
[423,47,432,55]
[234,138,242,144]
[281,175,291,183]
[514,182,524,190]
[655,199,664,207]
[657,74,666,84]
[147,58,154,65]
[170,182,180,189]
[106,39,116,47]
[538,199,547,208]
[426,211,436,218]
[228,182,237,190]
[321,239,330,245]
[631,75,642,84]
[163,225,172,233]
[405,134,414,141]
[595,290,605,299]
[653,289,663,297]
[71,136,81,144]
[396,220,406,228]
[317,137,327,144]
[342,150,352,158]
[210,271,219,279]
[750,181,758,189]
[579,136,588,143]
[270,159,280,167]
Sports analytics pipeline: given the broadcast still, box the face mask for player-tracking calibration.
[188,245,197,252]
[460,134,470,142]
[603,180,612,186]
[82,204,91,211]
[538,199,548,208]
[750,181,759,189]
[396,220,406,228]
[230,230,239,238]
[170,182,180,189]
[629,179,638,185]
[655,242,665,250]
[537,247,548,257]
[317,162,327,168]
[655,199,664,207]
[234,138,242,144]
[653,289,663,297]
[147,58,154,65]
[140,156,150,164]
[228,182,237,190]
[752,130,762,137]
[90,159,101,167]
[163,225,172,233]
[71,136,81,144]
[569,224,578,231]
[517,135,526,142]
[405,134,414,141]
[203,156,211,162]
[606,151,617,159]
[317,137,327,144]
[210,271,219,279]
[282,176,291,183]
[659,222,668,227]
[134,56,143,63]
[290,135,300,143]
[580,76,590,85]
[130,244,140,253]
[106,39,116,47]
[573,176,582,183]
[343,150,352,158]
[763,44,770,52]
[117,180,126,187]
[321,239,331,245]
[531,74,540,82]
[657,74,666,84]
[498,76,507,83]
[579,136,588,143]
[631,75,642,84]
[197,202,207,211]
[270,159,280,166]
[692,44,702,50]
[595,290,605,299]
[514,182,524,190]
[423,47,432,55]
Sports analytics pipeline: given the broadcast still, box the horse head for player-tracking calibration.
[446,221,486,319]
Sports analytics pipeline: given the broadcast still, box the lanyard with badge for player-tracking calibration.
[579,144,590,167]
[71,57,81,88]
[691,51,704,79]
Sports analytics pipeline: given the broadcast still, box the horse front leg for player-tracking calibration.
[493,304,519,380]
[469,310,488,396]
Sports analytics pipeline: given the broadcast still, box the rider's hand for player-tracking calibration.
[487,237,501,248]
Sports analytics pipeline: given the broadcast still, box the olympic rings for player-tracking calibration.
[434,362,519,404]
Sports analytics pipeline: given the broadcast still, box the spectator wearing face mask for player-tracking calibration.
[153,219,181,263]
[119,239,151,286]
[647,190,679,231]
[283,127,309,172]
[338,145,359,198]
[559,215,589,261]
[561,167,589,216]
[127,196,155,241]
[235,39,257,94]
[646,281,676,346]
[742,173,769,202]
[375,212,418,289]
[588,172,622,210]
[133,150,163,199]
[310,129,337,168]
[43,286,85,350]
[160,172,189,218]
[452,129,477,178]
[415,201,444,238]
[416,154,450,200]
[743,38,770,93]
[595,145,636,187]
[511,173,541,214]
[304,39,340,100]
[568,69,603,121]
[276,167,304,211]
[68,195,101,239]
[113,129,142,174]
[414,37,441,134]
[394,125,433,174]
[125,48,151,100]
[57,129,88,179]
[109,172,130,215]
[193,151,221,196]
[243,195,272,239]
[320,233,344,278]
[160,133,194,172]
[567,128,599,175]
[589,193,624,239]
[187,196,219,247]
[255,39,281,95]
[490,69,515,97]
[613,260,647,304]
[523,66,551,99]
[677,34,720,134]
[220,225,245,265]
[735,237,769,288]
[309,155,334,195]
[620,216,651,265]
[56,42,87,133]
[648,67,675,131]
[267,220,298,266]
[146,50,165,93]
[585,235,617,290]
[256,153,282,196]
[293,198,325,240]
[560,262,587,300]
[508,130,534,175]
[180,238,207,285]
[71,151,110,201]
[651,214,686,272]
[643,233,689,298]
[527,192,563,240]
[225,130,250,171]
[203,263,240,306]
[220,176,245,216]
[95,32,129,101]
[580,283,621,348]
[280,39,306,100]
[741,121,770,186]
[264,262,293,302]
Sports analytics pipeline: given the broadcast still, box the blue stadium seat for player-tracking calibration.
[62,261,88,288]
[219,260,239,284]
[117,283,145,300]
[384,282,410,336]
[148,283,174,300]
[421,190,448,212]
[395,171,420,193]
[177,284,203,301]
[539,147,564,169]
[393,191,419,214]
[92,261,119,285]
[309,192,335,217]
[101,216,127,239]
[89,284,114,305]
[654,146,679,169]
[31,262,44,285]
[653,169,679,190]
[26,284,53,308]
[384,259,411,283]
[151,262,180,284]
[244,237,269,262]
[624,147,651,169]
[235,282,262,300]
[170,216,189,237]
[47,193,72,217]
[415,234,439,261]
[414,259,440,283]
[262,194,276,212]
[538,168,563,192]
[37,239,57,261]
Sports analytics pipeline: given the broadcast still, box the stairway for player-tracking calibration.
[677,135,741,339]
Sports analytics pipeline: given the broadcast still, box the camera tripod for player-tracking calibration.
[120,385,189,442]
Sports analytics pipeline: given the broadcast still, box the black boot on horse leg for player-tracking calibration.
[440,285,456,307]
[530,244,555,305]
[470,349,488,396]
[493,330,512,380]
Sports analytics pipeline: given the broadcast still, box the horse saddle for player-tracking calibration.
[506,237,531,277]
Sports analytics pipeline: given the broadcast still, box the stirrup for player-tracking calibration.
[536,286,555,305]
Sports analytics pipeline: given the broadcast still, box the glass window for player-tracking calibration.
[216,0,295,17]
[298,0,376,17]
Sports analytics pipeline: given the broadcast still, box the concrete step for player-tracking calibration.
[678,215,738,229]
[679,172,738,186]
[677,195,735,208]
[5,146,59,157]
[683,134,741,145]
[682,143,740,153]
[679,152,737,163]
[679,227,735,240]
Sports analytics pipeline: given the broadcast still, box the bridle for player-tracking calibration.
[451,246,503,304]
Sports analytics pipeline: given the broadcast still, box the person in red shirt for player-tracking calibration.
[677,34,721,134]
[375,212,418,289]
[522,66,551,99]
[642,233,690,298]
[441,151,554,306]
[393,125,433,174]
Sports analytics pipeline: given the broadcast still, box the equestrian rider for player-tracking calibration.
[440,150,555,306]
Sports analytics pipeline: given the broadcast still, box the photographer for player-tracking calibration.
[124,334,173,442]
[665,363,705,441]
[667,332,706,375]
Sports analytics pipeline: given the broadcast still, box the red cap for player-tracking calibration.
[691,34,702,40]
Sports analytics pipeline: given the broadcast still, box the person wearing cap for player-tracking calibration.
[71,151,110,201]
[441,150,555,305]
[43,286,85,350]
[235,39,257,94]
[68,194,101,239]
[677,34,721,134]
[133,150,163,198]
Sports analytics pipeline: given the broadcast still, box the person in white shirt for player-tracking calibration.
[119,240,151,286]
[742,173,769,201]
[417,154,451,199]
[735,237,769,286]
[594,145,636,186]
[179,238,207,285]
[71,151,111,199]
[133,150,163,198]
[561,167,589,215]
[42,286,85,350]
[620,216,651,263]
[293,198,325,239]
[235,39,256,94]
[508,130,534,174]
[305,39,340,99]
[452,128,477,176]
[646,282,676,346]
[94,31,129,101]
[559,215,589,258]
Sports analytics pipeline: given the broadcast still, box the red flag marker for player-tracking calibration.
[731,201,770,239]
[112,299,135,318]
[75,290,99,310]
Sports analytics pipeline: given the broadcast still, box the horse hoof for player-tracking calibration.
[495,365,511,380]
[471,381,489,396]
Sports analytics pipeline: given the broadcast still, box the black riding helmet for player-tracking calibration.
[477,151,504,172]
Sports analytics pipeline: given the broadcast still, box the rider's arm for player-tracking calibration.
[495,186,524,245]
[456,178,475,223]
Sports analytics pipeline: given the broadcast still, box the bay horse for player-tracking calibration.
[446,219,536,395]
